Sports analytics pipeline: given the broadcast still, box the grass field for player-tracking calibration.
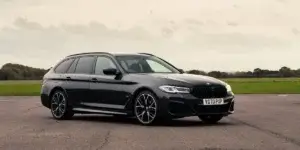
[0,80,42,96]
[223,78,300,94]
[0,78,299,96]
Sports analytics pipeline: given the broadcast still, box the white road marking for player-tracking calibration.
[0,100,13,102]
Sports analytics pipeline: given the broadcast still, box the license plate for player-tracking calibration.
[203,98,224,105]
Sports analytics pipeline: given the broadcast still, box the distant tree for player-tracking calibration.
[0,70,6,80]
[186,70,207,75]
[0,63,47,80]
[253,68,262,77]
[234,71,253,78]
[208,71,229,78]
[295,69,300,77]
[279,66,294,77]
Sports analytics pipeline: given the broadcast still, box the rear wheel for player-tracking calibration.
[198,115,223,124]
[134,91,158,125]
[50,90,74,120]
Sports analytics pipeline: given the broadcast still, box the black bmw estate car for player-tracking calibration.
[41,52,234,125]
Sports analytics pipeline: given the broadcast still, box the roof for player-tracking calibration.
[66,52,154,58]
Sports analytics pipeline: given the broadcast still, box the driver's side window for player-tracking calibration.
[94,56,117,75]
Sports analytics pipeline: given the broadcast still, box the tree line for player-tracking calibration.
[186,67,300,78]
[0,63,299,80]
[0,63,48,80]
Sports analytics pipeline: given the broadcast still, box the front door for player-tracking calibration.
[89,56,129,110]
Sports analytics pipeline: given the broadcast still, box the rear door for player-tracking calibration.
[52,58,77,104]
[65,56,96,106]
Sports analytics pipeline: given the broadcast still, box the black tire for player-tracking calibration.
[134,91,158,125]
[50,90,74,120]
[198,115,223,124]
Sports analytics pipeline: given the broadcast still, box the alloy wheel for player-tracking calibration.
[134,92,157,125]
[51,91,67,118]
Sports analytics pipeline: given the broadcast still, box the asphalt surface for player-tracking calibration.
[0,95,300,150]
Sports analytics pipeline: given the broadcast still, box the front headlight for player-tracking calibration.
[225,84,232,92]
[159,85,190,94]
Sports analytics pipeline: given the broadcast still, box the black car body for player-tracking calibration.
[41,52,234,125]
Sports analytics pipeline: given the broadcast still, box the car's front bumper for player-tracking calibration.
[156,92,235,118]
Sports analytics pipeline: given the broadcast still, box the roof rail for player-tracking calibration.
[66,52,112,57]
[138,53,155,56]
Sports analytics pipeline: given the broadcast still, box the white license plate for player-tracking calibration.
[203,98,224,105]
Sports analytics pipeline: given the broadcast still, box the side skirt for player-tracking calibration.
[73,107,128,115]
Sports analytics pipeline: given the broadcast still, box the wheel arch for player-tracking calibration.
[127,86,158,111]
[48,86,68,107]
[133,86,158,100]
[49,86,68,97]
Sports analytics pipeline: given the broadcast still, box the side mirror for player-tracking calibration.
[103,68,120,75]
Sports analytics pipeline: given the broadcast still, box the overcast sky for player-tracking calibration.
[0,0,299,71]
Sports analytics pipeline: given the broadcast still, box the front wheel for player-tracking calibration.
[198,115,223,124]
[134,91,158,125]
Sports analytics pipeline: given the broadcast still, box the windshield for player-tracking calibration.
[116,55,180,73]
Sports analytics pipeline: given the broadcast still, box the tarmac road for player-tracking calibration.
[0,95,300,150]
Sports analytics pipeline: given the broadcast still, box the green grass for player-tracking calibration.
[222,78,300,82]
[0,80,41,96]
[0,78,299,96]
[222,78,300,94]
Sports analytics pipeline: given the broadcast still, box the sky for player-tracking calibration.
[0,0,299,72]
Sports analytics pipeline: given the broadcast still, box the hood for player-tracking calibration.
[148,73,226,86]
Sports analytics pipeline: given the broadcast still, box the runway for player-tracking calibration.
[0,95,300,150]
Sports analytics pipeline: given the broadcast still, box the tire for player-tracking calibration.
[134,91,158,125]
[50,90,74,120]
[198,115,223,124]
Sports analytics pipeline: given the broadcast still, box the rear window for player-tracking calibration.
[74,56,95,74]
[54,58,74,73]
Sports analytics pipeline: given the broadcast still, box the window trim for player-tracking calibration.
[66,58,79,74]
[53,58,75,74]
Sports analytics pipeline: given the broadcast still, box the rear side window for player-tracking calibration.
[54,58,74,73]
[74,56,95,74]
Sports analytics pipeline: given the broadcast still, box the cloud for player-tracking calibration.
[185,19,204,26]
[0,18,292,55]
[0,18,163,67]
[14,18,44,30]
[0,17,298,71]
[291,28,299,35]
[227,21,238,27]
[12,18,155,40]
[185,32,290,51]
[161,27,174,38]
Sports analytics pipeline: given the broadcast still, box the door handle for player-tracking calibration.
[91,78,98,82]
[66,77,71,80]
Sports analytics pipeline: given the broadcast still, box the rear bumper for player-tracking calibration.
[41,94,50,109]
[157,93,235,118]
